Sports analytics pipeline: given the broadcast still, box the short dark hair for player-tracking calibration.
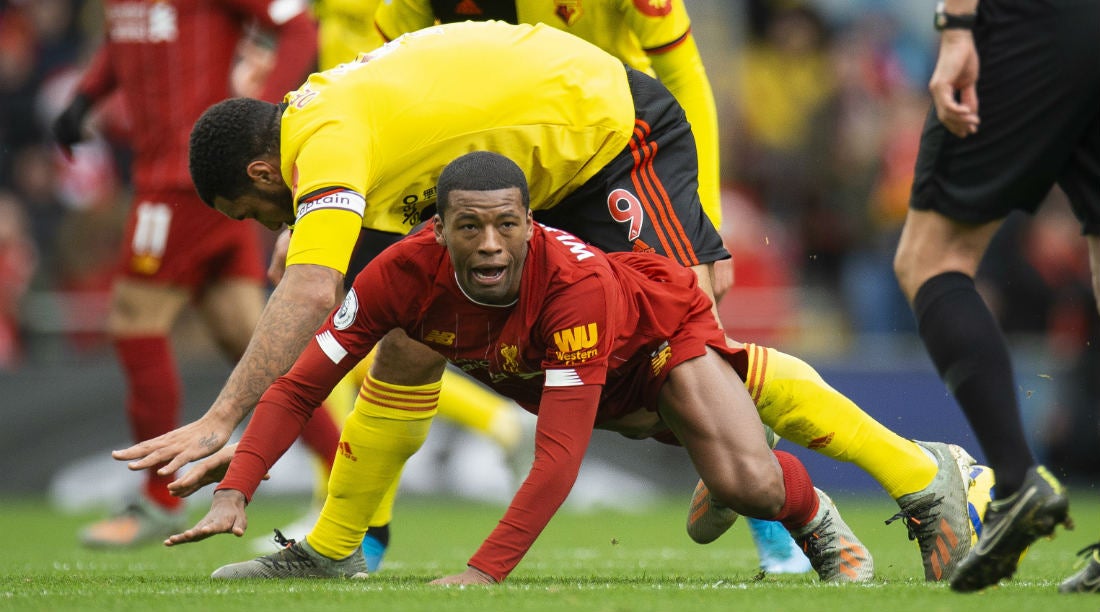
[188,98,281,206]
[436,151,530,218]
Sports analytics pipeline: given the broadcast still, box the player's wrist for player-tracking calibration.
[934,2,978,31]
[466,564,498,584]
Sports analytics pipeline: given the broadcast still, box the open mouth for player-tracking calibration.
[472,266,506,283]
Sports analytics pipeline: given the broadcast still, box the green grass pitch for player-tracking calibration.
[3,490,1099,611]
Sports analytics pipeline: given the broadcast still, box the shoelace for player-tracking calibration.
[797,513,836,571]
[885,493,943,545]
[1075,542,1100,561]
[273,528,295,548]
[260,529,315,568]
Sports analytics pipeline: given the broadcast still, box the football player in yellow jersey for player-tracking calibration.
[367,0,721,237]
[119,21,978,582]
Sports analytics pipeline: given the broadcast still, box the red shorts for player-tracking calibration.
[117,188,267,293]
[599,288,747,426]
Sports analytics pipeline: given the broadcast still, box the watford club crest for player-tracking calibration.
[554,0,582,26]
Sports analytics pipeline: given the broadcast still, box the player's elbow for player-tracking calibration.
[281,263,344,313]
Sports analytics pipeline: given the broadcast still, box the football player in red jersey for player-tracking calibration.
[51,0,342,548]
[166,151,874,584]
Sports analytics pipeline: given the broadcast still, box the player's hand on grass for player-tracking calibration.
[165,489,248,546]
[112,416,234,476]
[430,566,497,585]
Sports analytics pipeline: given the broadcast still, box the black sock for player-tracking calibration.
[912,271,1034,496]
[367,523,391,547]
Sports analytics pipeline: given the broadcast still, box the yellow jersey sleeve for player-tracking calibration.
[372,0,436,42]
[648,36,721,229]
[314,0,383,70]
[617,0,720,228]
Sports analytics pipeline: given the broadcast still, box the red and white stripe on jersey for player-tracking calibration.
[545,369,584,387]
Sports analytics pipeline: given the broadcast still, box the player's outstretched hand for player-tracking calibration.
[168,443,237,497]
[430,567,497,586]
[165,490,248,546]
[112,416,234,476]
[167,444,272,498]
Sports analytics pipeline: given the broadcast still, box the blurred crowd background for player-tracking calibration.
[0,0,1096,492]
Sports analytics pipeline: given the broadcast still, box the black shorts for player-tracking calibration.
[536,68,729,266]
[346,227,405,291]
[910,0,1100,234]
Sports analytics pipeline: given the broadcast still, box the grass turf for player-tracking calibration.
[3,489,1099,611]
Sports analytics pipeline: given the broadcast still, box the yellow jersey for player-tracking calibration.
[280,20,635,273]
[369,0,720,228]
[373,0,688,75]
[312,0,381,70]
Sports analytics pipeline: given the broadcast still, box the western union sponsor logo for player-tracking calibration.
[553,348,599,363]
[553,323,598,353]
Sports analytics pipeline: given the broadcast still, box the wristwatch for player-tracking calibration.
[934,2,977,31]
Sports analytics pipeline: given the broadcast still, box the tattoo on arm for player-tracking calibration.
[210,268,339,425]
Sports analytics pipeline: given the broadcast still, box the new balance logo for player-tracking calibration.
[650,342,671,375]
[338,441,357,462]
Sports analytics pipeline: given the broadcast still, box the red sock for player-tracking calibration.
[300,401,340,471]
[115,336,182,511]
[769,450,819,530]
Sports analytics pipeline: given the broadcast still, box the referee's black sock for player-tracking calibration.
[912,271,1035,497]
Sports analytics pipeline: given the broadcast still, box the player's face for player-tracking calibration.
[435,188,533,305]
[214,186,295,231]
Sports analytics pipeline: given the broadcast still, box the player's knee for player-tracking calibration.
[371,328,447,385]
[892,246,914,289]
[708,460,785,518]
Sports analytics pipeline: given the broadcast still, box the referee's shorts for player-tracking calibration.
[910,0,1100,234]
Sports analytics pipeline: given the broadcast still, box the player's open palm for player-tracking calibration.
[164,490,248,546]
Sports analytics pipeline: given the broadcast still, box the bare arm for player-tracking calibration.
[112,263,344,475]
[929,0,981,137]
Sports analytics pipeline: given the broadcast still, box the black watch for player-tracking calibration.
[934,2,977,31]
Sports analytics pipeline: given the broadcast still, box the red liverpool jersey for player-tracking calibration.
[221,221,742,579]
[75,0,316,192]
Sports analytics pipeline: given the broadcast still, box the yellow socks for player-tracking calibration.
[309,358,369,507]
[744,343,937,499]
[307,372,439,560]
